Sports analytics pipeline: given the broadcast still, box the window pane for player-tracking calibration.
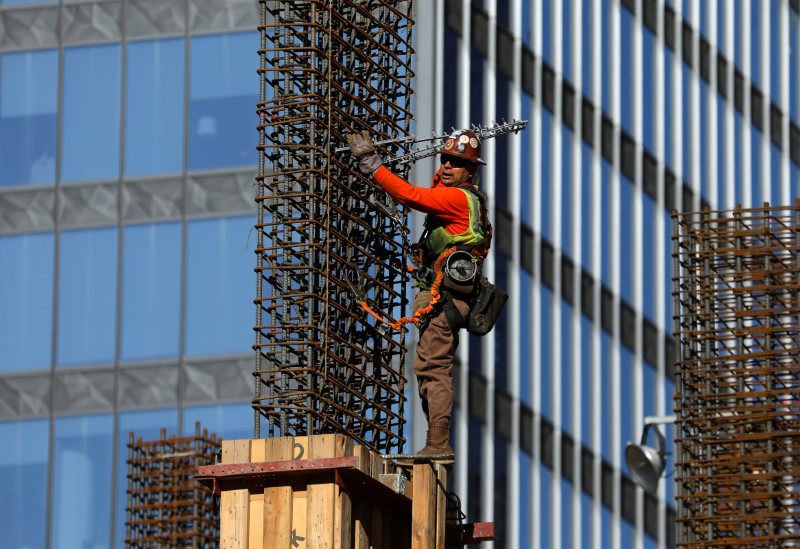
[52,414,113,549]
[186,216,255,356]
[115,409,178,549]
[189,32,258,170]
[0,50,58,186]
[0,233,54,372]
[1,0,57,5]
[62,44,121,182]
[0,419,48,549]
[58,228,117,366]
[122,223,181,362]
[125,39,184,177]
[183,403,251,441]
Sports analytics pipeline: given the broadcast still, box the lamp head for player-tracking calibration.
[625,423,667,493]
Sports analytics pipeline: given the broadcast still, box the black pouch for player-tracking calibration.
[467,276,508,336]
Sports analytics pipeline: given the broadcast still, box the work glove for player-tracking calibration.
[346,130,383,175]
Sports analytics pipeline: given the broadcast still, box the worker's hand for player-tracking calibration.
[346,130,383,175]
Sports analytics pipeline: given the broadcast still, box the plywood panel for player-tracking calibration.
[220,439,251,549]
[292,436,309,549]
[306,434,337,548]
[434,464,447,549]
[411,463,435,549]
[264,437,295,549]
[248,439,266,549]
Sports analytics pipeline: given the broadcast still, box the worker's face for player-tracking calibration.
[439,154,478,186]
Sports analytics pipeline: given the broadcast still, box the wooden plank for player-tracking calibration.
[220,439,252,549]
[307,434,337,549]
[351,446,370,549]
[434,463,447,549]
[248,439,266,549]
[264,437,295,549]
[333,436,354,549]
[292,436,309,549]
[411,463,436,549]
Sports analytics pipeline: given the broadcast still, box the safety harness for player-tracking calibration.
[356,183,492,331]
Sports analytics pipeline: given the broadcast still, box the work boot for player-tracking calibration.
[418,422,454,463]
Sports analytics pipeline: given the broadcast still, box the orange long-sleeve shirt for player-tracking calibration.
[372,165,471,236]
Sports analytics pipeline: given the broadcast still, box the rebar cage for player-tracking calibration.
[125,424,220,548]
[253,1,415,454]
[673,203,800,546]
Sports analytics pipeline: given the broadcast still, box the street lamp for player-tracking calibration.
[625,415,676,493]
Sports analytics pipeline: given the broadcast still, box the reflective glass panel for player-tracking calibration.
[0,232,54,372]
[0,49,58,186]
[0,419,48,549]
[183,403,251,441]
[52,414,113,549]
[2,0,57,4]
[58,228,117,366]
[186,216,255,357]
[189,32,258,170]
[114,409,178,548]
[125,39,184,177]
[122,223,181,362]
[62,44,121,182]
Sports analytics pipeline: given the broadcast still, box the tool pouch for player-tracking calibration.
[466,276,508,336]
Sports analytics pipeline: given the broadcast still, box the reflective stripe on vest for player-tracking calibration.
[425,187,486,255]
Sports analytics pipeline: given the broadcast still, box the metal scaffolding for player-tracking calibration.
[125,424,220,548]
[253,1,415,453]
[673,203,800,546]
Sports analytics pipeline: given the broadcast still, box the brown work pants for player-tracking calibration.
[412,290,471,427]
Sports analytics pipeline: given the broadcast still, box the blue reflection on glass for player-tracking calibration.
[561,478,572,548]
[58,228,117,366]
[541,285,552,420]
[561,300,572,435]
[643,27,655,154]
[189,32,258,170]
[643,193,655,322]
[0,49,58,186]
[183,403,251,441]
[542,109,553,241]
[0,233,53,372]
[541,465,552,548]
[519,452,532,545]
[52,414,113,549]
[562,127,572,257]
[620,345,633,476]
[792,15,799,124]
[62,44,121,182]
[520,270,532,406]
[751,1,761,88]
[2,0,57,4]
[520,92,532,226]
[0,419,48,549]
[114,409,178,549]
[620,8,632,135]
[580,315,592,446]
[126,39,184,177]
[601,330,612,461]
[122,223,181,362]
[620,175,633,304]
[186,216,255,357]
[601,159,611,286]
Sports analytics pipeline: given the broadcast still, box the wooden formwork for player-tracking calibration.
[196,434,456,549]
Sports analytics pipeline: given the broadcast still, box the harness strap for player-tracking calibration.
[358,247,457,330]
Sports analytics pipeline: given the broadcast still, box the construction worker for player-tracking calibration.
[347,128,492,461]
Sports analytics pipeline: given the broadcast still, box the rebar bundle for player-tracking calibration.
[253,1,415,453]
[673,203,800,547]
[125,424,220,548]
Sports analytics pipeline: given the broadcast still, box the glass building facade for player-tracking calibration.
[1,0,799,548]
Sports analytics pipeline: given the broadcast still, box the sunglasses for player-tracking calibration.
[440,155,471,169]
